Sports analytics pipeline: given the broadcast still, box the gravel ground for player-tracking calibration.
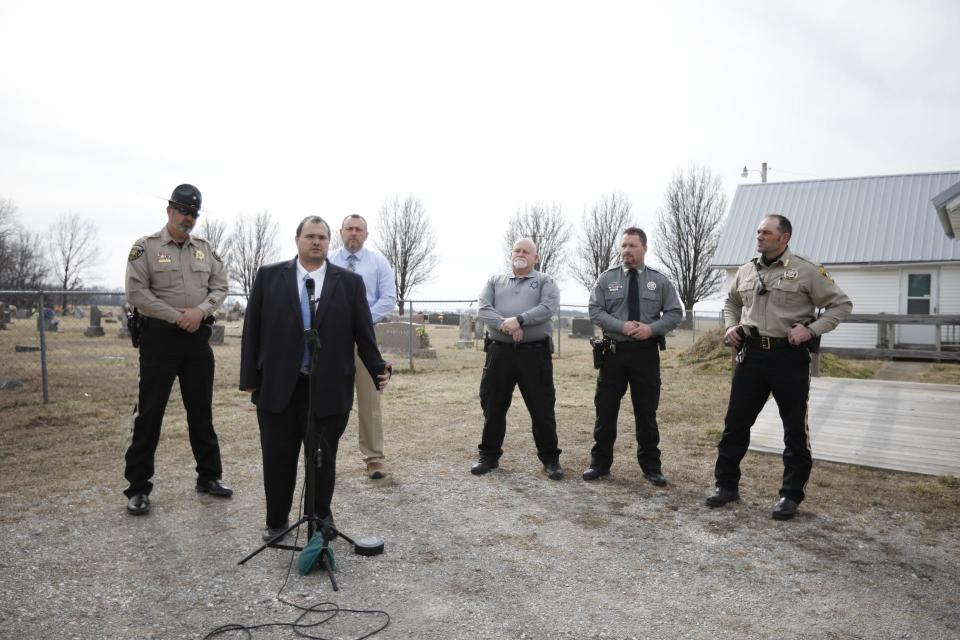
[1,338,958,639]
[1,425,958,640]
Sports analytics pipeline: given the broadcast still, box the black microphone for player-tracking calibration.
[304,277,315,304]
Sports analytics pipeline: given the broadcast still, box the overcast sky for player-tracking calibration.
[1,1,958,308]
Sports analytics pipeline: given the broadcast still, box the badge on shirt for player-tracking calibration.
[157,252,172,264]
[784,268,798,280]
[530,280,539,289]
[128,244,144,261]
[194,249,205,262]
[607,281,622,292]
[646,281,657,291]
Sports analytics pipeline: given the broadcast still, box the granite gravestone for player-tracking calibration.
[84,306,105,337]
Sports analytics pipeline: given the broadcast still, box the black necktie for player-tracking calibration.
[628,269,640,321]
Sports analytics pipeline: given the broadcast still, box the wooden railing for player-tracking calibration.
[820,313,960,362]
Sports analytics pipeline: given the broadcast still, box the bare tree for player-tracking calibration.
[655,165,727,311]
[7,230,48,290]
[0,199,48,292]
[502,202,571,275]
[227,211,280,295]
[47,212,98,312]
[570,192,635,291]
[199,217,229,257]
[375,195,438,314]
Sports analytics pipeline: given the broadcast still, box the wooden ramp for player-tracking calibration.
[749,377,960,477]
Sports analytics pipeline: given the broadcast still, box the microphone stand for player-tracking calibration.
[238,274,384,591]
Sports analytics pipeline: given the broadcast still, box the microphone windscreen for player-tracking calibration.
[305,277,315,295]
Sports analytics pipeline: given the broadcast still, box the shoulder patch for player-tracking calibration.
[128,244,145,261]
[818,265,834,282]
[212,250,223,263]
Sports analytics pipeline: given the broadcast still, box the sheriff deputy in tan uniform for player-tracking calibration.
[122,184,232,516]
[706,213,852,520]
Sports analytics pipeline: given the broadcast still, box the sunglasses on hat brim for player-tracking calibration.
[169,203,200,218]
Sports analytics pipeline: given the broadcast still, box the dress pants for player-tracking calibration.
[257,375,349,528]
[591,341,662,473]
[353,350,384,464]
[715,345,812,502]
[124,321,223,497]
[478,340,561,464]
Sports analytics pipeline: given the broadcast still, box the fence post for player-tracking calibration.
[38,290,50,404]
[407,300,414,371]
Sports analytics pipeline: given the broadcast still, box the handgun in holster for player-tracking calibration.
[483,334,492,353]
[126,307,143,348]
[589,337,612,369]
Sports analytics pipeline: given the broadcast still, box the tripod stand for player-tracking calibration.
[238,276,383,591]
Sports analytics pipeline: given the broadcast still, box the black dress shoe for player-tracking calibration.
[772,497,799,520]
[581,466,610,481]
[126,494,150,515]
[262,522,290,542]
[470,459,499,475]
[705,486,740,507]
[643,471,668,487]
[543,462,563,480]
[196,479,233,497]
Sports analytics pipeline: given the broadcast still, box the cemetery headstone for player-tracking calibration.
[84,305,105,337]
[570,318,594,339]
[208,324,225,345]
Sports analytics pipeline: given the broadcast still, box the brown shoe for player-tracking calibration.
[366,461,387,479]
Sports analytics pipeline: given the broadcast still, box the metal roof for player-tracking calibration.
[712,171,960,267]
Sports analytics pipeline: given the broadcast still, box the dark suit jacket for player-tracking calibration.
[240,257,386,416]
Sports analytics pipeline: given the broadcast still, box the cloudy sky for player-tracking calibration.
[1,1,957,307]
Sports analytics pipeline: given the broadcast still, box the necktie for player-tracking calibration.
[627,269,640,322]
[300,275,311,372]
[347,254,358,272]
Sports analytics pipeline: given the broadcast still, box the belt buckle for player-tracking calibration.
[760,336,771,350]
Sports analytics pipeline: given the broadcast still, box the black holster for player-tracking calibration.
[126,307,143,348]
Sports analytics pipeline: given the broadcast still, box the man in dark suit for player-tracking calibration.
[240,215,391,542]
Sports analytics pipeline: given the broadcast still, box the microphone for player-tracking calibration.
[304,277,315,304]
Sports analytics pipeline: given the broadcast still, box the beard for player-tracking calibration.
[512,257,529,270]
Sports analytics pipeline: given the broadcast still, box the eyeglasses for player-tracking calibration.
[171,205,199,219]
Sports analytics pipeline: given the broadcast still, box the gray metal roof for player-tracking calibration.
[712,171,960,267]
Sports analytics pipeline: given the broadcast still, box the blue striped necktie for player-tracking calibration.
[301,275,311,372]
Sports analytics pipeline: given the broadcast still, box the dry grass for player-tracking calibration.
[2,318,957,529]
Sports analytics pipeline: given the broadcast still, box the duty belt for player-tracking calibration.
[744,336,797,350]
[612,338,658,351]
[490,338,549,350]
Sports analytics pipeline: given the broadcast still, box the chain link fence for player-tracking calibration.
[0,290,723,406]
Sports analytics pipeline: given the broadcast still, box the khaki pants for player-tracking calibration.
[354,350,384,464]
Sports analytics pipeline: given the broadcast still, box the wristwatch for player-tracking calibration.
[516,315,525,327]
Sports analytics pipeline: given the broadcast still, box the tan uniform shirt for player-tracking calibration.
[723,247,852,338]
[125,226,228,323]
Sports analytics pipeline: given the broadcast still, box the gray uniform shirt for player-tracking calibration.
[589,265,683,341]
[478,270,559,343]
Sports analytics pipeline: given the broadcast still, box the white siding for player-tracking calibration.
[823,267,900,348]
[938,266,960,345]
[940,266,960,313]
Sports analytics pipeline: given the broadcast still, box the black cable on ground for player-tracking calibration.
[204,482,390,639]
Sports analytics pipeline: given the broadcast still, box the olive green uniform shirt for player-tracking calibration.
[723,247,852,337]
[125,226,228,323]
